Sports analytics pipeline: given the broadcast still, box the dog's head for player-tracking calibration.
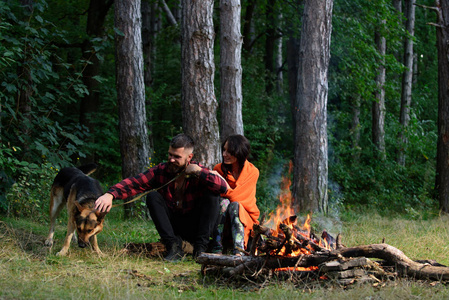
[74,201,107,248]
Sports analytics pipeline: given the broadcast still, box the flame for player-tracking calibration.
[263,161,334,265]
[265,161,295,231]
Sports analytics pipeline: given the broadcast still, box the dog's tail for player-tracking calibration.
[77,163,98,176]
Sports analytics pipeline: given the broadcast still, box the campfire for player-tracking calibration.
[248,166,336,261]
[196,165,449,285]
[122,164,449,286]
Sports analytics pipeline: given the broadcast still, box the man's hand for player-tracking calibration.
[95,193,114,213]
[185,163,202,176]
[210,170,231,190]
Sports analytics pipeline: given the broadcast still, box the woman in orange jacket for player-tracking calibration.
[211,134,260,255]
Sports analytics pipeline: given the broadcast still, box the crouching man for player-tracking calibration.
[95,133,227,262]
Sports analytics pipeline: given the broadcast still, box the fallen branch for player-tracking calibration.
[336,243,449,281]
[197,243,449,281]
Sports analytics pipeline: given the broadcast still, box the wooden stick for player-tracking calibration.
[250,213,266,256]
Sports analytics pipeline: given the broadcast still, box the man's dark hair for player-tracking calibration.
[170,133,195,150]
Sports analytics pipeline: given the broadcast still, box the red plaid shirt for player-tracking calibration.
[107,161,227,214]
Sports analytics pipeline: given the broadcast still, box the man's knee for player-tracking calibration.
[199,192,220,210]
[146,191,165,210]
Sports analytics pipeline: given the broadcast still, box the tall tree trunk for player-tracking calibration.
[160,0,178,26]
[435,0,449,213]
[397,0,416,166]
[292,0,333,213]
[173,0,182,22]
[220,0,244,140]
[242,0,256,53]
[79,0,113,164]
[372,22,387,160]
[142,0,153,87]
[287,36,300,140]
[115,0,151,218]
[287,1,302,146]
[275,12,283,95]
[393,0,402,13]
[351,96,361,162]
[150,1,161,76]
[142,0,154,155]
[17,0,34,155]
[181,0,221,168]
[265,0,276,94]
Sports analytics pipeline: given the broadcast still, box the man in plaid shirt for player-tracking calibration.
[95,134,228,262]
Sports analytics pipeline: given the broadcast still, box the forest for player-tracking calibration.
[0,0,446,221]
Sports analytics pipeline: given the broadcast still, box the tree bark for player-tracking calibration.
[287,36,300,141]
[292,0,333,213]
[397,0,416,166]
[17,0,34,155]
[142,0,153,87]
[79,0,113,163]
[242,0,256,53]
[393,0,402,13]
[265,0,276,94]
[275,12,283,95]
[181,0,221,168]
[372,22,387,160]
[115,0,151,218]
[435,0,449,213]
[351,96,361,162]
[286,1,302,144]
[142,0,154,155]
[160,0,177,26]
[219,0,244,140]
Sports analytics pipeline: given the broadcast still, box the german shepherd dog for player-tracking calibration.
[44,164,107,256]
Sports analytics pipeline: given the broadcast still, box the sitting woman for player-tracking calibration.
[211,134,260,255]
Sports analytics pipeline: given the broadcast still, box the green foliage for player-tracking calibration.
[0,145,19,211]
[147,26,182,162]
[0,0,442,219]
[0,0,91,167]
[238,49,294,214]
[329,108,437,216]
[4,158,57,220]
[327,0,439,215]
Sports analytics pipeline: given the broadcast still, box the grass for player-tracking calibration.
[2,209,449,299]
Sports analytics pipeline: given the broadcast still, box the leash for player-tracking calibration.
[111,171,186,208]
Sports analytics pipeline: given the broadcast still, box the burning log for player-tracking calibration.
[197,243,449,283]
[197,252,336,270]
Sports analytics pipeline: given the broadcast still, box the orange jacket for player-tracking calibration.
[213,160,260,247]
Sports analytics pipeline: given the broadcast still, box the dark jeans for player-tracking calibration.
[146,191,220,249]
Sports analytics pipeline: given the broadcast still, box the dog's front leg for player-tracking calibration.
[90,235,104,256]
[57,219,76,256]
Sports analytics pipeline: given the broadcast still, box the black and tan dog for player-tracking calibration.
[44,164,107,256]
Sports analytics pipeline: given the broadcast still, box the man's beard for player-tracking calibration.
[167,161,187,174]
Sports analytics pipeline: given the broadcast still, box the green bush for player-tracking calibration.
[3,158,57,221]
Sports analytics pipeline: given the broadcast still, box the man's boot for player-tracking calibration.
[164,238,184,262]
[193,243,207,259]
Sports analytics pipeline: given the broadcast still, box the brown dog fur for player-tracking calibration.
[44,164,107,256]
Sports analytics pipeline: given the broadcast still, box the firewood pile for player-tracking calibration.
[196,214,449,286]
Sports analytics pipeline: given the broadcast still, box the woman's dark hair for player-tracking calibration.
[221,134,250,176]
